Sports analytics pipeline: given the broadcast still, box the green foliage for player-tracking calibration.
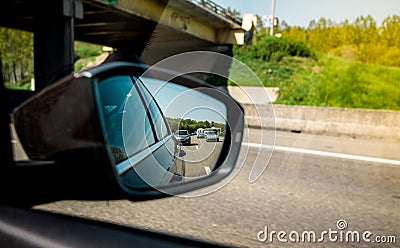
[234,34,315,63]
[166,117,225,134]
[0,27,34,86]
[233,14,400,110]
[4,81,31,90]
[314,57,400,110]
[73,42,103,72]
[0,28,103,87]
[231,36,316,89]
[281,14,400,67]
[74,59,87,72]
[233,43,400,110]
[74,41,102,58]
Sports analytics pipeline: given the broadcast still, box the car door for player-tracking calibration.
[96,74,179,189]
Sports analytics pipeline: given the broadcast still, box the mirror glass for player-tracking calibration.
[96,74,228,190]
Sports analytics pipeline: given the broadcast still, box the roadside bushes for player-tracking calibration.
[231,34,317,89]
[234,34,315,62]
[74,41,103,58]
[232,33,400,110]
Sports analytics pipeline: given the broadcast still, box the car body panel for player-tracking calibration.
[0,205,231,248]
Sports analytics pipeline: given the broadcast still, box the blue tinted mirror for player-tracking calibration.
[96,74,229,190]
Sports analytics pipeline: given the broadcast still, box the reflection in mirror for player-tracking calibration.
[96,73,228,191]
[143,77,227,179]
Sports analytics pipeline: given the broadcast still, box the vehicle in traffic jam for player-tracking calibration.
[205,130,219,142]
[197,128,205,138]
[174,129,191,145]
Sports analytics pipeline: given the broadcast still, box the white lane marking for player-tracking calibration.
[198,138,204,149]
[204,166,212,175]
[242,142,400,165]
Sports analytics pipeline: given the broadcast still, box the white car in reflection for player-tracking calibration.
[174,130,191,145]
[204,130,219,142]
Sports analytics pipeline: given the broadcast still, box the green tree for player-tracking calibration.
[0,27,33,85]
[280,14,400,67]
[380,15,400,48]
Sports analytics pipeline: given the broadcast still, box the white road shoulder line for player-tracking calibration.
[242,142,400,165]
[204,166,212,175]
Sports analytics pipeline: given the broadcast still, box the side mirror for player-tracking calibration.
[11,62,244,198]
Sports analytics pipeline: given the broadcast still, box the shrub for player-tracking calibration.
[234,35,315,63]
[74,41,102,58]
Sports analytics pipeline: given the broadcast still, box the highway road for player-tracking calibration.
[180,135,224,178]
[34,128,400,247]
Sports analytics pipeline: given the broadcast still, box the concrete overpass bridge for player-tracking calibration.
[1,0,250,94]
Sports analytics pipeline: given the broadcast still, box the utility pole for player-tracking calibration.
[270,0,276,36]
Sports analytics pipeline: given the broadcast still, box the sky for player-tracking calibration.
[141,77,227,124]
[214,0,400,27]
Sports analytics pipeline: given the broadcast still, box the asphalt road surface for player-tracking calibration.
[180,135,224,178]
[35,128,400,247]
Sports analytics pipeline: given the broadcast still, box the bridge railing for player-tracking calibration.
[190,0,242,25]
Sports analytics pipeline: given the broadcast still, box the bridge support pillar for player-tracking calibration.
[33,0,82,91]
